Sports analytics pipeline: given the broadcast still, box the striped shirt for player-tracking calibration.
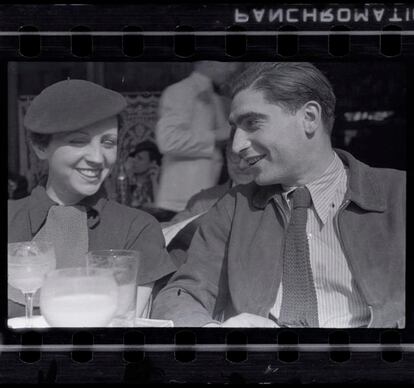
[270,152,371,328]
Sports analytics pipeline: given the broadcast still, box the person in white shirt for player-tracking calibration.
[155,61,240,213]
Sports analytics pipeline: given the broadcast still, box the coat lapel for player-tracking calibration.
[227,188,285,316]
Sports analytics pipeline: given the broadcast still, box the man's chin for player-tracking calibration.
[254,175,279,186]
[254,178,268,186]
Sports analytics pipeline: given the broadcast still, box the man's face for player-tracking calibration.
[229,88,310,186]
[126,150,152,175]
[35,116,118,204]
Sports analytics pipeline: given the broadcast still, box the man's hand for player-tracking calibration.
[220,313,279,328]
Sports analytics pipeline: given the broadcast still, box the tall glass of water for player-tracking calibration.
[86,250,140,326]
[8,241,56,328]
[40,267,119,327]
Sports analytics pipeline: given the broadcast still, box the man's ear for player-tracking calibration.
[302,101,322,137]
[31,142,48,160]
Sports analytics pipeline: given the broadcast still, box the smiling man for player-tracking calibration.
[151,62,406,328]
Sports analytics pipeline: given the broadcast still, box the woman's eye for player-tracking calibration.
[102,139,117,147]
[69,138,88,145]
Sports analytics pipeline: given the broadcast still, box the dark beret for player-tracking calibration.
[24,79,127,134]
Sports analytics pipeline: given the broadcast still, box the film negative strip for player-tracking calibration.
[1,2,413,384]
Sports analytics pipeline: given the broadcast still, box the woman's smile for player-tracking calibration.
[76,168,102,180]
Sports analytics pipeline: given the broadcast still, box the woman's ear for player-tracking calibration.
[31,142,48,160]
[302,100,322,137]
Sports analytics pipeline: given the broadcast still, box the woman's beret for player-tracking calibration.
[24,79,127,134]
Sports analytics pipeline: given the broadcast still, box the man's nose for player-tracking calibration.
[232,128,250,155]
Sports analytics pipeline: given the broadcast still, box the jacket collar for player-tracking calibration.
[28,185,107,235]
[252,148,386,212]
[334,148,386,212]
[252,184,283,209]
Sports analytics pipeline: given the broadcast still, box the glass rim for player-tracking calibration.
[45,267,116,277]
[8,261,51,267]
[86,249,141,257]
[8,241,55,249]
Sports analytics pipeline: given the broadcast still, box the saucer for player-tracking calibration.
[134,317,174,327]
[7,315,174,328]
[8,315,50,329]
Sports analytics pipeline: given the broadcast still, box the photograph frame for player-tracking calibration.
[1,2,413,384]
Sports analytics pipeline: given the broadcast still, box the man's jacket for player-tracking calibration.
[151,149,406,328]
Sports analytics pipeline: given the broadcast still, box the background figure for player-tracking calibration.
[8,170,28,199]
[125,140,162,209]
[164,140,255,268]
[166,140,254,227]
[155,61,240,216]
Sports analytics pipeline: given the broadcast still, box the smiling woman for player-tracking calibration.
[8,79,177,325]
[31,117,118,205]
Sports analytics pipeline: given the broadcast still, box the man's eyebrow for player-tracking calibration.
[229,112,267,125]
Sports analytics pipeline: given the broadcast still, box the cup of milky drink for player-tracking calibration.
[40,267,119,327]
[85,250,140,326]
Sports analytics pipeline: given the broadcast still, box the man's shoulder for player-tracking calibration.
[337,148,406,192]
[214,182,260,209]
[189,182,230,205]
[346,154,406,210]
[229,181,262,197]
[369,165,406,180]
[370,167,406,203]
[363,163,406,192]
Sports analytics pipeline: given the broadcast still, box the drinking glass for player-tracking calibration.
[86,250,140,326]
[40,267,119,327]
[8,241,56,328]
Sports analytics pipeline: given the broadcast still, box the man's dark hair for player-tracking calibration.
[129,140,162,166]
[230,62,336,134]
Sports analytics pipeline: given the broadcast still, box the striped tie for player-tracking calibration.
[278,186,319,327]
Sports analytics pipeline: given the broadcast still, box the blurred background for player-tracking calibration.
[8,61,407,218]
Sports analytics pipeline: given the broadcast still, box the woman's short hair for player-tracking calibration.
[28,132,53,149]
[230,62,336,134]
